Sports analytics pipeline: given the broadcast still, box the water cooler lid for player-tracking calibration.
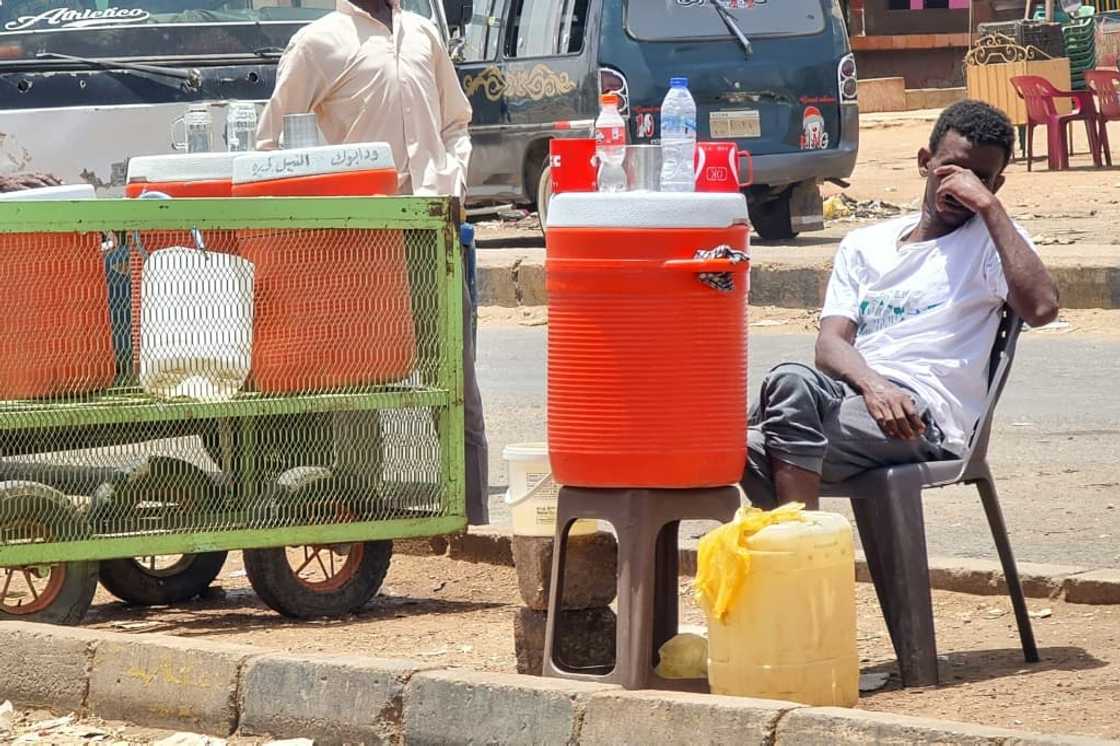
[546,192,749,230]
[0,183,96,201]
[232,142,395,184]
[127,153,239,184]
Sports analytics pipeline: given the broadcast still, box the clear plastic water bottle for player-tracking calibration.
[595,93,627,192]
[660,77,697,192]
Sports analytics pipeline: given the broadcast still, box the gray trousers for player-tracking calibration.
[461,275,489,525]
[741,363,951,509]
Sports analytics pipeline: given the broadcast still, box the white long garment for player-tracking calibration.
[256,0,473,198]
[821,213,1035,455]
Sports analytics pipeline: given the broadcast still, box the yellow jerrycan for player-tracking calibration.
[697,506,859,707]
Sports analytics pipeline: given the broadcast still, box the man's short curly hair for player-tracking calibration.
[929,100,1015,165]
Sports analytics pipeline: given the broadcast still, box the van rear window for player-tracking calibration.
[625,0,826,41]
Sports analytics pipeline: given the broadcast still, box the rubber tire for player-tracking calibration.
[536,159,553,231]
[0,482,99,626]
[98,551,229,606]
[749,191,799,242]
[244,540,393,619]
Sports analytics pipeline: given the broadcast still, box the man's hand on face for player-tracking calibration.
[0,173,62,193]
[934,165,996,216]
[861,378,927,440]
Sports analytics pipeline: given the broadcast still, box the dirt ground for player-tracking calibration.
[77,551,1120,742]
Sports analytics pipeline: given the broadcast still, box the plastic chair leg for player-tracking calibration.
[1046,121,1067,170]
[850,499,897,643]
[1086,119,1103,167]
[1026,125,1035,172]
[860,485,939,687]
[974,472,1040,664]
[1099,119,1113,168]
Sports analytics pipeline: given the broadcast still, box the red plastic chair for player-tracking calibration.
[1085,70,1120,168]
[1010,75,1103,171]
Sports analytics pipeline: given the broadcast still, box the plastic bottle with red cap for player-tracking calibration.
[594,93,627,192]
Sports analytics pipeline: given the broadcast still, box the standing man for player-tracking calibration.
[258,0,489,524]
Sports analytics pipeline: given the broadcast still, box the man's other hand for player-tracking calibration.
[862,378,927,440]
[0,173,63,193]
[934,165,996,216]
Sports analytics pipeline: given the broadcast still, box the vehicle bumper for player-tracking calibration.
[745,105,860,189]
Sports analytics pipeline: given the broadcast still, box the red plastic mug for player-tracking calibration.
[550,138,599,194]
[694,142,741,192]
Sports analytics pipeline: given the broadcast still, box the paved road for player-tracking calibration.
[477,326,1120,569]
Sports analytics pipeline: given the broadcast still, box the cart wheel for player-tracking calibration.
[244,540,392,619]
[0,482,98,625]
[98,551,228,606]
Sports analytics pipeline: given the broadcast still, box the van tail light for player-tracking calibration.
[838,53,858,105]
[599,67,630,116]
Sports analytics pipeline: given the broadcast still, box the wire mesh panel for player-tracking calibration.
[0,197,465,567]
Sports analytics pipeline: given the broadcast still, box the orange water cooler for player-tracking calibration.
[0,184,116,400]
[125,153,241,375]
[230,143,414,393]
[545,192,750,488]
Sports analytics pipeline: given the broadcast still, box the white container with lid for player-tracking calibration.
[503,442,597,537]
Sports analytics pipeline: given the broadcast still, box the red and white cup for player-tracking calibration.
[694,142,741,193]
[549,138,599,194]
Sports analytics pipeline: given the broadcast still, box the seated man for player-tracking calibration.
[744,100,1059,509]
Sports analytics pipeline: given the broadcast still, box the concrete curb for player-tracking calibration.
[0,621,1114,745]
[477,259,1120,310]
[397,528,1120,605]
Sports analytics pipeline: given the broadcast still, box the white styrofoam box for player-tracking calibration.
[0,184,96,201]
[232,142,395,184]
[127,153,239,184]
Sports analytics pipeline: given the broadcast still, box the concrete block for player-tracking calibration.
[858,77,907,114]
[447,528,514,566]
[239,653,430,745]
[511,532,617,611]
[1064,569,1120,605]
[776,706,1015,745]
[515,262,548,307]
[477,264,518,307]
[403,668,616,746]
[582,690,800,746]
[1004,735,1120,745]
[0,622,101,710]
[513,606,615,676]
[88,633,257,735]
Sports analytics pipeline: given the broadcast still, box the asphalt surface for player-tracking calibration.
[477,326,1120,569]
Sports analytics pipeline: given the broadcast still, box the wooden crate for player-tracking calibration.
[966,57,1073,125]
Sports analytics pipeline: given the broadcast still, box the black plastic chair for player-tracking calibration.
[819,306,1039,687]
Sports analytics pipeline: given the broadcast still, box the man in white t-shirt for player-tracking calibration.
[743,101,1059,509]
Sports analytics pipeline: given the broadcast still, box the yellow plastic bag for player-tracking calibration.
[655,632,709,680]
[694,502,806,624]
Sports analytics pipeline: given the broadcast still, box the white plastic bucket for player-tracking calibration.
[140,247,255,401]
[503,443,596,537]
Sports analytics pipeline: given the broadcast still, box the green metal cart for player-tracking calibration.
[0,196,466,624]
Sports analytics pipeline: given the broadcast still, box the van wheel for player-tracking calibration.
[99,552,228,606]
[749,192,798,242]
[535,156,552,231]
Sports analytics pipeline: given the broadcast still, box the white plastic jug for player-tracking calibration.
[503,443,596,537]
[140,247,254,401]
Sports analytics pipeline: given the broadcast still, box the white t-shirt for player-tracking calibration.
[821,213,1031,456]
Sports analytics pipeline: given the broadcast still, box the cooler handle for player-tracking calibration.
[661,257,749,273]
